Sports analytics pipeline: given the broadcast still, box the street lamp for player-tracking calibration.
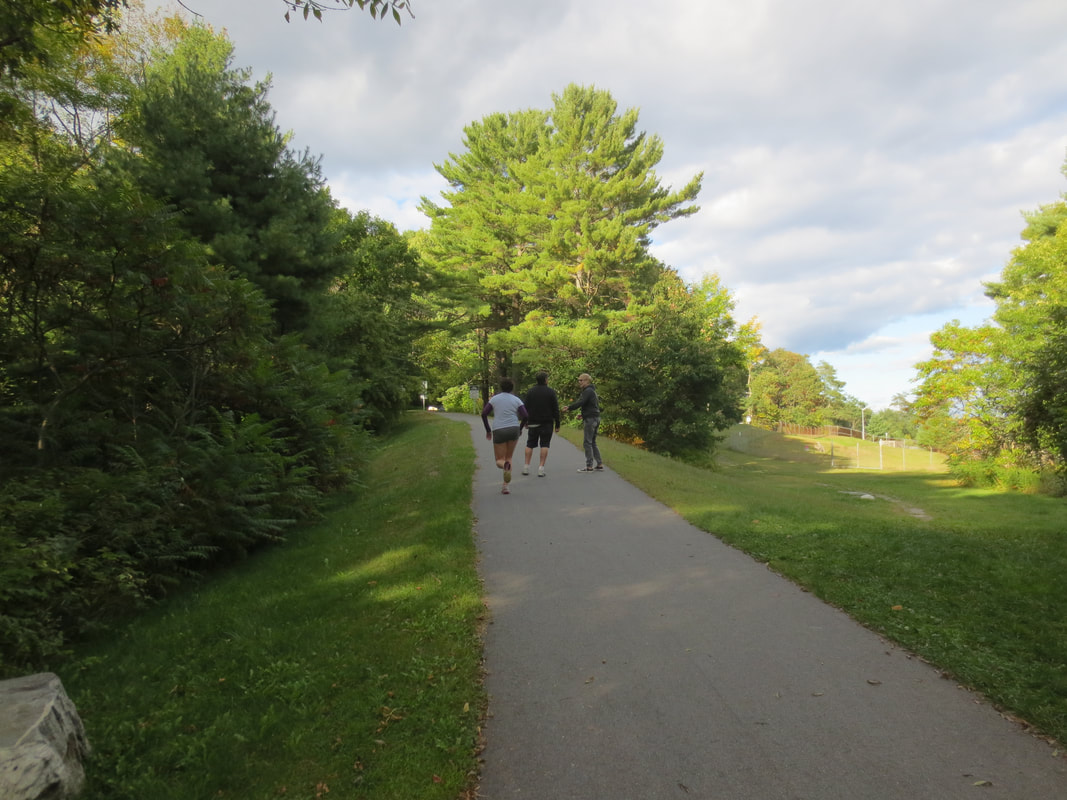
[861,407,870,440]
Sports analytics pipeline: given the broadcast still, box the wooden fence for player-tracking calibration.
[771,423,941,470]
[777,423,862,440]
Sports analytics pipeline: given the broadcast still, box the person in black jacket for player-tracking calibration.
[565,372,603,472]
[522,371,561,477]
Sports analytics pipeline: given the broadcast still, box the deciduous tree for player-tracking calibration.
[594,271,745,454]
[912,322,1014,459]
[308,209,430,430]
[913,158,1067,477]
[749,349,828,428]
[995,188,1067,468]
[816,361,863,428]
[0,0,125,77]
[282,0,413,24]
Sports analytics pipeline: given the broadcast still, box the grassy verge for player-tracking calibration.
[561,424,1067,746]
[63,413,484,800]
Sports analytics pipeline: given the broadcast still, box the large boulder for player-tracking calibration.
[0,673,91,800]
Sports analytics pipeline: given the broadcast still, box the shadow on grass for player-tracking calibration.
[67,413,485,800]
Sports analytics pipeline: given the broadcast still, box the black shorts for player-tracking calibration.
[526,424,554,449]
[492,426,521,444]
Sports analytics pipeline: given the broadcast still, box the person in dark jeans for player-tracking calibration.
[522,371,561,477]
[565,372,603,472]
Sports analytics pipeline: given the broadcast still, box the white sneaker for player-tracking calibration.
[537,466,545,477]
[522,464,529,475]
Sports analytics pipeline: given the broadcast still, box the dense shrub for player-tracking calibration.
[0,408,352,672]
[439,384,477,413]
[947,452,1049,494]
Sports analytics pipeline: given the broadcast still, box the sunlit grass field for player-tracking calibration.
[724,423,948,472]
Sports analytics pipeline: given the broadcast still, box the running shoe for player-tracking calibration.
[503,462,512,483]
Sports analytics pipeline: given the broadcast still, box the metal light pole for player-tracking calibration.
[861,407,870,440]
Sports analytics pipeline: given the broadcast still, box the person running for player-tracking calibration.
[481,377,528,494]
[522,371,561,477]
[565,372,603,472]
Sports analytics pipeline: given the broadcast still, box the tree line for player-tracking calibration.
[1,7,428,671]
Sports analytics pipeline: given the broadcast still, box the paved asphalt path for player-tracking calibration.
[446,414,1067,800]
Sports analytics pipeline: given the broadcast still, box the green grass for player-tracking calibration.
[63,414,485,800]
[562,423,1067,746]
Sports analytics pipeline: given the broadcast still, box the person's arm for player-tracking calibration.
[518,403,529,431]
[566,386,590,413]
[551,391,561,429]
[481,402,493,437]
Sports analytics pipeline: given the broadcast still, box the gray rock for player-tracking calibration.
[0,673,91,800]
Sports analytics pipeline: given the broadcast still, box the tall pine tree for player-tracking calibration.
[418,84,702,385]
[115,25,342,334]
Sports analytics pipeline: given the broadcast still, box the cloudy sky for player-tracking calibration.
[154,0,1067,410]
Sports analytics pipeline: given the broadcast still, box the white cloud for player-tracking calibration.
[330,168,442,232]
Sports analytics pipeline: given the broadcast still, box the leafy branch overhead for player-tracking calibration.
[0,0,412,78]
[281,0,413,24]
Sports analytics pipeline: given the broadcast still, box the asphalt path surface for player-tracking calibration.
[446,413,1067,800]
